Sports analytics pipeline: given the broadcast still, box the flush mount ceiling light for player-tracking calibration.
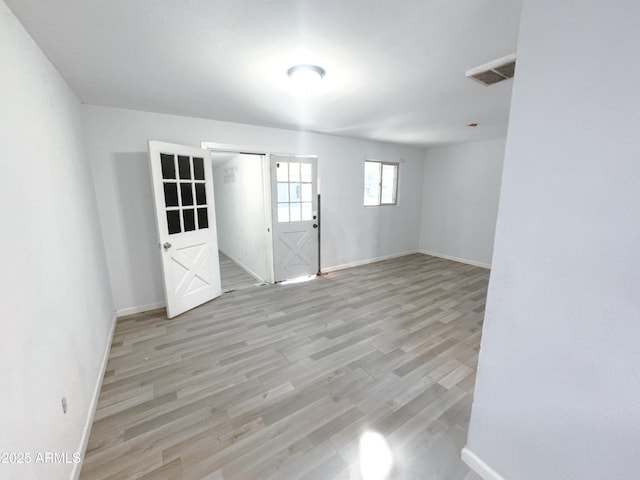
[287,64,326,91]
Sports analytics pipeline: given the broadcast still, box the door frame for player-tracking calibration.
[201,142,318,284]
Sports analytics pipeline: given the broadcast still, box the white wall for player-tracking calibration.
[83,105,424,314]
[465,1,640,479]
[213,154,269,282]
[0,2,114,479]
[419,138,505,267]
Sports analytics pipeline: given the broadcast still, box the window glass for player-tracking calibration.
[364,160,398,206]
[183,209,196,231]
[301,183,312,202]
[193,157,205,180]
[277,183,289,202]
[381,164,398,204]
[290,203,301,221]
[161,154,176,179]
[289,162,300,182]
[197,208,208,229]
[277,162,289,182]
[178,155,191,179]
[278,203,290,222]
[166,210,181,234]
[301,163,312,182]
[180,183,194,206]
[162,154,210,235]
[163,183,179,207]
[276,160,315,223]
[289,183,301,202]
[364,161,381,206]
[195,183,207,205]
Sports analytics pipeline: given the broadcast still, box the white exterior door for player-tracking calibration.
[271,155,318,281]
[148,141,222,318]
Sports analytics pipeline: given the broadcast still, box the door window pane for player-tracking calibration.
[161,154,176,179]
[166,210,181,234]
[193,157,205,180]
[301,183,312,202]
[276,159,315,223]
[278,203,289,222]
[302,202,312,221]
[180,183,194,206]
[183,209,196,231]
[301,163,312,182]
[178,155,191,179]
[163,182,178,207]
[277,183,289,202]
[290,203,301,221]
[197,208,208,229]
[289,183,301,202]
[289,162,300,182]
[195,183,207,205]
[276,162,288,182]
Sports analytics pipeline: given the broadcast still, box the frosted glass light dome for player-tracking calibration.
[287,64,325,90]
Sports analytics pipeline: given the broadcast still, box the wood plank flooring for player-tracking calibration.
[80,254,488,480]
[219,252,261,292]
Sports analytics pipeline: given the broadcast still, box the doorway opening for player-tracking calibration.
[203,142,320,287]
[211,151,271,292]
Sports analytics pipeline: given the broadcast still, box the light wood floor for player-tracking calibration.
[219,252,261,292]
[81,254,488,480]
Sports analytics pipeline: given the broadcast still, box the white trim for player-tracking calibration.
[419,249,491,269]
[322,250,419,273]
[200,141,317,159]
[461,447,505,480]
[201,141,272,155]
[71,313,117,480]
[262,154,275,284]
[116,301,166,317]
[219,249,265,284]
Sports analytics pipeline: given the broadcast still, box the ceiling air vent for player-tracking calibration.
[466,53,516,86]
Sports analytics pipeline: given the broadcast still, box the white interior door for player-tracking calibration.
[271,155,318,281]
[148,141,222,318]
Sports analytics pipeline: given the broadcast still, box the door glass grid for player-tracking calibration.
[276,161,313,223]
[160,153,209,234]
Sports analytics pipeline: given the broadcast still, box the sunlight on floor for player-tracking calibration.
[359,430,394,480]
[280,274,317,285]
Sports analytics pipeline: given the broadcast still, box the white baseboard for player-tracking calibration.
[116,301,165,317]
[419,249,491,269]
[322,250,419,273]
[461,447,505,480]
[219,250,265,283]
[71,313,118,480]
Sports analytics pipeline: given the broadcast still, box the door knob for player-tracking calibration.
[163,242,172,250]
[313,224,318,229]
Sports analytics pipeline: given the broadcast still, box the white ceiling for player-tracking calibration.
[6,0,522,147]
